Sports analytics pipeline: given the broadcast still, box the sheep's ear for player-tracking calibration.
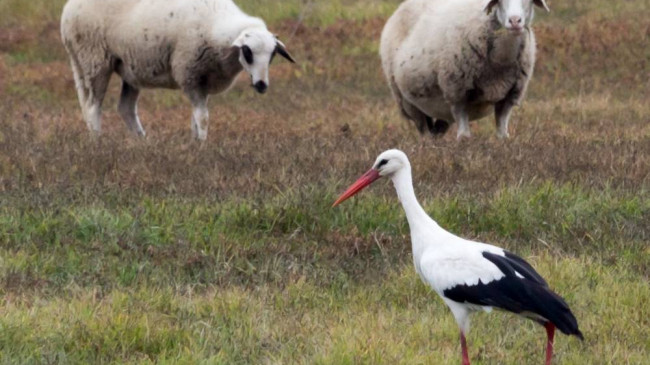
[484,0,499,14]
[533,0,550,12]
[275,39,295,64]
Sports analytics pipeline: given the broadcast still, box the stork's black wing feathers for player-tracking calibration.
[443,251,583,339]
[502,250,548,286]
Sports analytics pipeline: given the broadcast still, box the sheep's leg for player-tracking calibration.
[118,81,146,137]
[400,100,449,136]
[186,90,209,141]
[399,99,429,134]
[68,57,89,122]
[494,100,514,139]
[84,70,111,135]
[451,103,471,140]
[68,53,112,137]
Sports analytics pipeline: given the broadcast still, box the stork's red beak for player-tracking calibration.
[332,169,381,207]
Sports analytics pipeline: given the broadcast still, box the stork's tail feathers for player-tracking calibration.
[537,286,584,340]
[574,329,585,341]
[479,251,584,340]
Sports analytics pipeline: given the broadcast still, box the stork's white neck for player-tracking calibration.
[391,167,438,232]
[390,166,447,263]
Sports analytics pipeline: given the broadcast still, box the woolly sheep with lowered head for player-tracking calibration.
[61,0,295,140]
[380,0,549,140]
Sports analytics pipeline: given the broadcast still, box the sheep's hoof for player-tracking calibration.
[456,129,471,141]
[191,128,208,141]
[88,128,102,139]
[193,133,208,142]
[496,128,510,139]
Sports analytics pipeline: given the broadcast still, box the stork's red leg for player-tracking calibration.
[460,332,470,365]
[545,322,556,365]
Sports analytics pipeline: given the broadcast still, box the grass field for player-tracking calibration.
[1,0,649,363]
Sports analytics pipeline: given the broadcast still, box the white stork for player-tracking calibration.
[333,149,583,365]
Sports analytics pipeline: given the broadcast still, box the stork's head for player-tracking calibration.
[233,28,295,94]
[333,149,410,207]
[485,0,549,34]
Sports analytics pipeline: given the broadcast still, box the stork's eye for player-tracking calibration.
[242,45,253,64]
[377,159,388,168]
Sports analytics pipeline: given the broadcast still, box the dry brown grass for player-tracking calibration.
[1,11,648,201]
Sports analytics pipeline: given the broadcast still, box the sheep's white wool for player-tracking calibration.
[380,0,545,139]
[61,0,291,140]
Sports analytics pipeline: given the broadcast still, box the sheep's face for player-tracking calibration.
[233,29,295,94]
[486,0,549,34]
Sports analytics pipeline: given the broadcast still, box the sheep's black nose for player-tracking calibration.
[254,81,267,94]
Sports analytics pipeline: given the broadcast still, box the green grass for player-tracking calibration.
[0,0,65,27]
[1,185,649,363]
[239,0,401,26]
[1,253,648,364]
[0,0,401,28]
[0,0,642,29]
